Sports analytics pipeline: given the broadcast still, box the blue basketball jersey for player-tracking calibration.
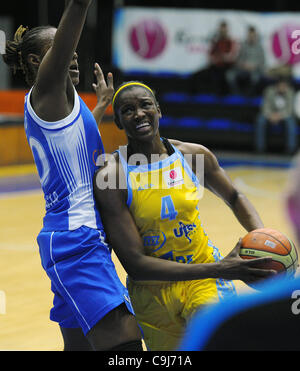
[24,87,105,232]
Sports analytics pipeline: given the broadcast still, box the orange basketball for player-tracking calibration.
[240,228,298,287]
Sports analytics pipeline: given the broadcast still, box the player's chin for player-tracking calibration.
[71,76,80,86]
[69,71,80,86]
[135,131,155,143]
[138,124,159,140]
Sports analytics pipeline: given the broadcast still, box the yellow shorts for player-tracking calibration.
[127,277,236,351]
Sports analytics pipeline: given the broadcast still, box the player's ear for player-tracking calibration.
[156,103,162,118]
[27,53,41,67]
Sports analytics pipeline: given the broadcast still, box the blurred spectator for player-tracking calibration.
[191,20,238,95]
[207,20,238,95]
[265,63,292,81]
[254,77,298,155]
[293,90,300,122]
[226,26,265,96]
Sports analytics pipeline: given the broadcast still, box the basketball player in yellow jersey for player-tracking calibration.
[93,82,276,351]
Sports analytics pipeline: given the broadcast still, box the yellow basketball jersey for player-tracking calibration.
[118,142,215,266]
[118,140,237,350]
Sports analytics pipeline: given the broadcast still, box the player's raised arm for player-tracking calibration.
[31,0,92,121]
[36,0,92,88]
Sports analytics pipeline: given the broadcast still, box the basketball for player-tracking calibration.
[240,228,299,287]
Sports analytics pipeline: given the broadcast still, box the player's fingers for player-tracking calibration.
[235,238,242,250]
[92,83,97,92]
[254,267,277,276]
[107,72,114,90]
[94,63,105,80]
[245,256,273,267]
[228,238,242,258]
[248,268,277,279]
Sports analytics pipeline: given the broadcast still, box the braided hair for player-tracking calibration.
[3,25,54,87]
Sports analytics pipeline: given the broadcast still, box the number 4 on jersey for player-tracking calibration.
[161,195,178,221]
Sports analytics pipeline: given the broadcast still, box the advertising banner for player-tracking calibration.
[113,7,300,77]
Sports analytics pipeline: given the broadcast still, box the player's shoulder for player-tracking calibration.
[169,138,215,158]
[169,138,220,173]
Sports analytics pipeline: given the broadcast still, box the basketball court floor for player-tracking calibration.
[0,152,298,351]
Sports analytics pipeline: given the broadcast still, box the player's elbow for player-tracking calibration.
[125,265,147,281]
[123,254,153,281]
[227,189,241,208]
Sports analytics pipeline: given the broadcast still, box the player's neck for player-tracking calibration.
[127,136,168,163]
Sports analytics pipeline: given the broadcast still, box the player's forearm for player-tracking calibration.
[230,192,264,231]
[92,103,108,125]
[124,242,276,283]
[48,0,91,75]
[127,254,222,282]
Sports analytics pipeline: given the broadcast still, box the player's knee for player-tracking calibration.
[60,327,93,351]
[87,304,142,350]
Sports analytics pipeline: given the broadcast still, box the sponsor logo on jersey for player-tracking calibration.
[173,221,197,243]
[163,167,184,188]
[143,229,166,252]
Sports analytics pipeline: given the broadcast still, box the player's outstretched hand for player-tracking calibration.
[218,239,277,283]
[92,63,114,108]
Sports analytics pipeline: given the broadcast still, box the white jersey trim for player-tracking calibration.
[26,86,80,130]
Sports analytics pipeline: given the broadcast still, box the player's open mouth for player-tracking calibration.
[136,122,151,133]
[69,64,79,75]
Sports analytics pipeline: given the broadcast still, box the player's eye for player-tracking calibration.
[121,106,134,115]
[142,101,152,108]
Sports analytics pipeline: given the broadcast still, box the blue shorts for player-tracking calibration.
[37,226,134,336]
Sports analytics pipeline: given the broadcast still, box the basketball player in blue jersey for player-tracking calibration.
[93,81,277,351]
[3,1,143,351]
